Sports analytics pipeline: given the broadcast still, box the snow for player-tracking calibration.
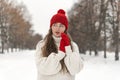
[76,51,120,80]
[0,50,120,80]
[0,50,37,80]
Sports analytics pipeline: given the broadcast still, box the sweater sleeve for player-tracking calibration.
[64,42,84,75]
[35,40,65,75]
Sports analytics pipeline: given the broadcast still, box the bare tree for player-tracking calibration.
[0,0,42,53]
[109,0,119,60]
[0,0,10,53]
[68,0,120,61]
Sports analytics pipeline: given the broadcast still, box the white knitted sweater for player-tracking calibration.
[35,36,83,80]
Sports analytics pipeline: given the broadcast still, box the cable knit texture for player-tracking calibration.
[35,35,83,80]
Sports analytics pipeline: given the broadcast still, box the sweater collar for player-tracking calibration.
[52,35,61,43]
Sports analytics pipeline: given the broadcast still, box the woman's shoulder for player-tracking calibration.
[71,41,79,52]
[36,40,44,49]
[71,41,78,47]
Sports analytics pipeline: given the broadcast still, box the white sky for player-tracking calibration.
[17,0,77,37]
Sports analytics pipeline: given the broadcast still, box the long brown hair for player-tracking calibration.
[41,28,73,71]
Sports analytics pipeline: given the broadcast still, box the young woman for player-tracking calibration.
[35,9,83,80]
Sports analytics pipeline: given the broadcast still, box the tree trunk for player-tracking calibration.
[1,41,4,53]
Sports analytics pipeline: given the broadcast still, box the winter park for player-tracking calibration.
[0,0,120,80]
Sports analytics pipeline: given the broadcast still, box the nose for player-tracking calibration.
[56,25,61,30]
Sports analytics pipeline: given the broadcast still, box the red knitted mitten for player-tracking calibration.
[59,33,70,53]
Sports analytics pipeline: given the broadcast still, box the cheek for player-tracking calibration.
[52,29,55,35]
[51,27,55,32]
[60,28,66,33]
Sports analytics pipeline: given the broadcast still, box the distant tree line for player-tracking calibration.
[0,0,42,53]
[68,0,120,60]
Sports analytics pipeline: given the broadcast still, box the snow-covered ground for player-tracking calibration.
[76,51,120,80]
[0,50,37,80]
[0,50,120,80]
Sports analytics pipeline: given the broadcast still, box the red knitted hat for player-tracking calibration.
[50,9,68,30]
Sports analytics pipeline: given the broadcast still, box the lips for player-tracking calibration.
[55,32,60,35]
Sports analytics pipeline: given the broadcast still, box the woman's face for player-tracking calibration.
[51,23,66,37]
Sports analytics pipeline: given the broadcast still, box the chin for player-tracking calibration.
[55,35,60,37]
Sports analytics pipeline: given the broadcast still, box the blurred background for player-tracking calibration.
[0,0,120,80]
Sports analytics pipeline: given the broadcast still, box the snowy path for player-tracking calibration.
[0,50,120,80]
